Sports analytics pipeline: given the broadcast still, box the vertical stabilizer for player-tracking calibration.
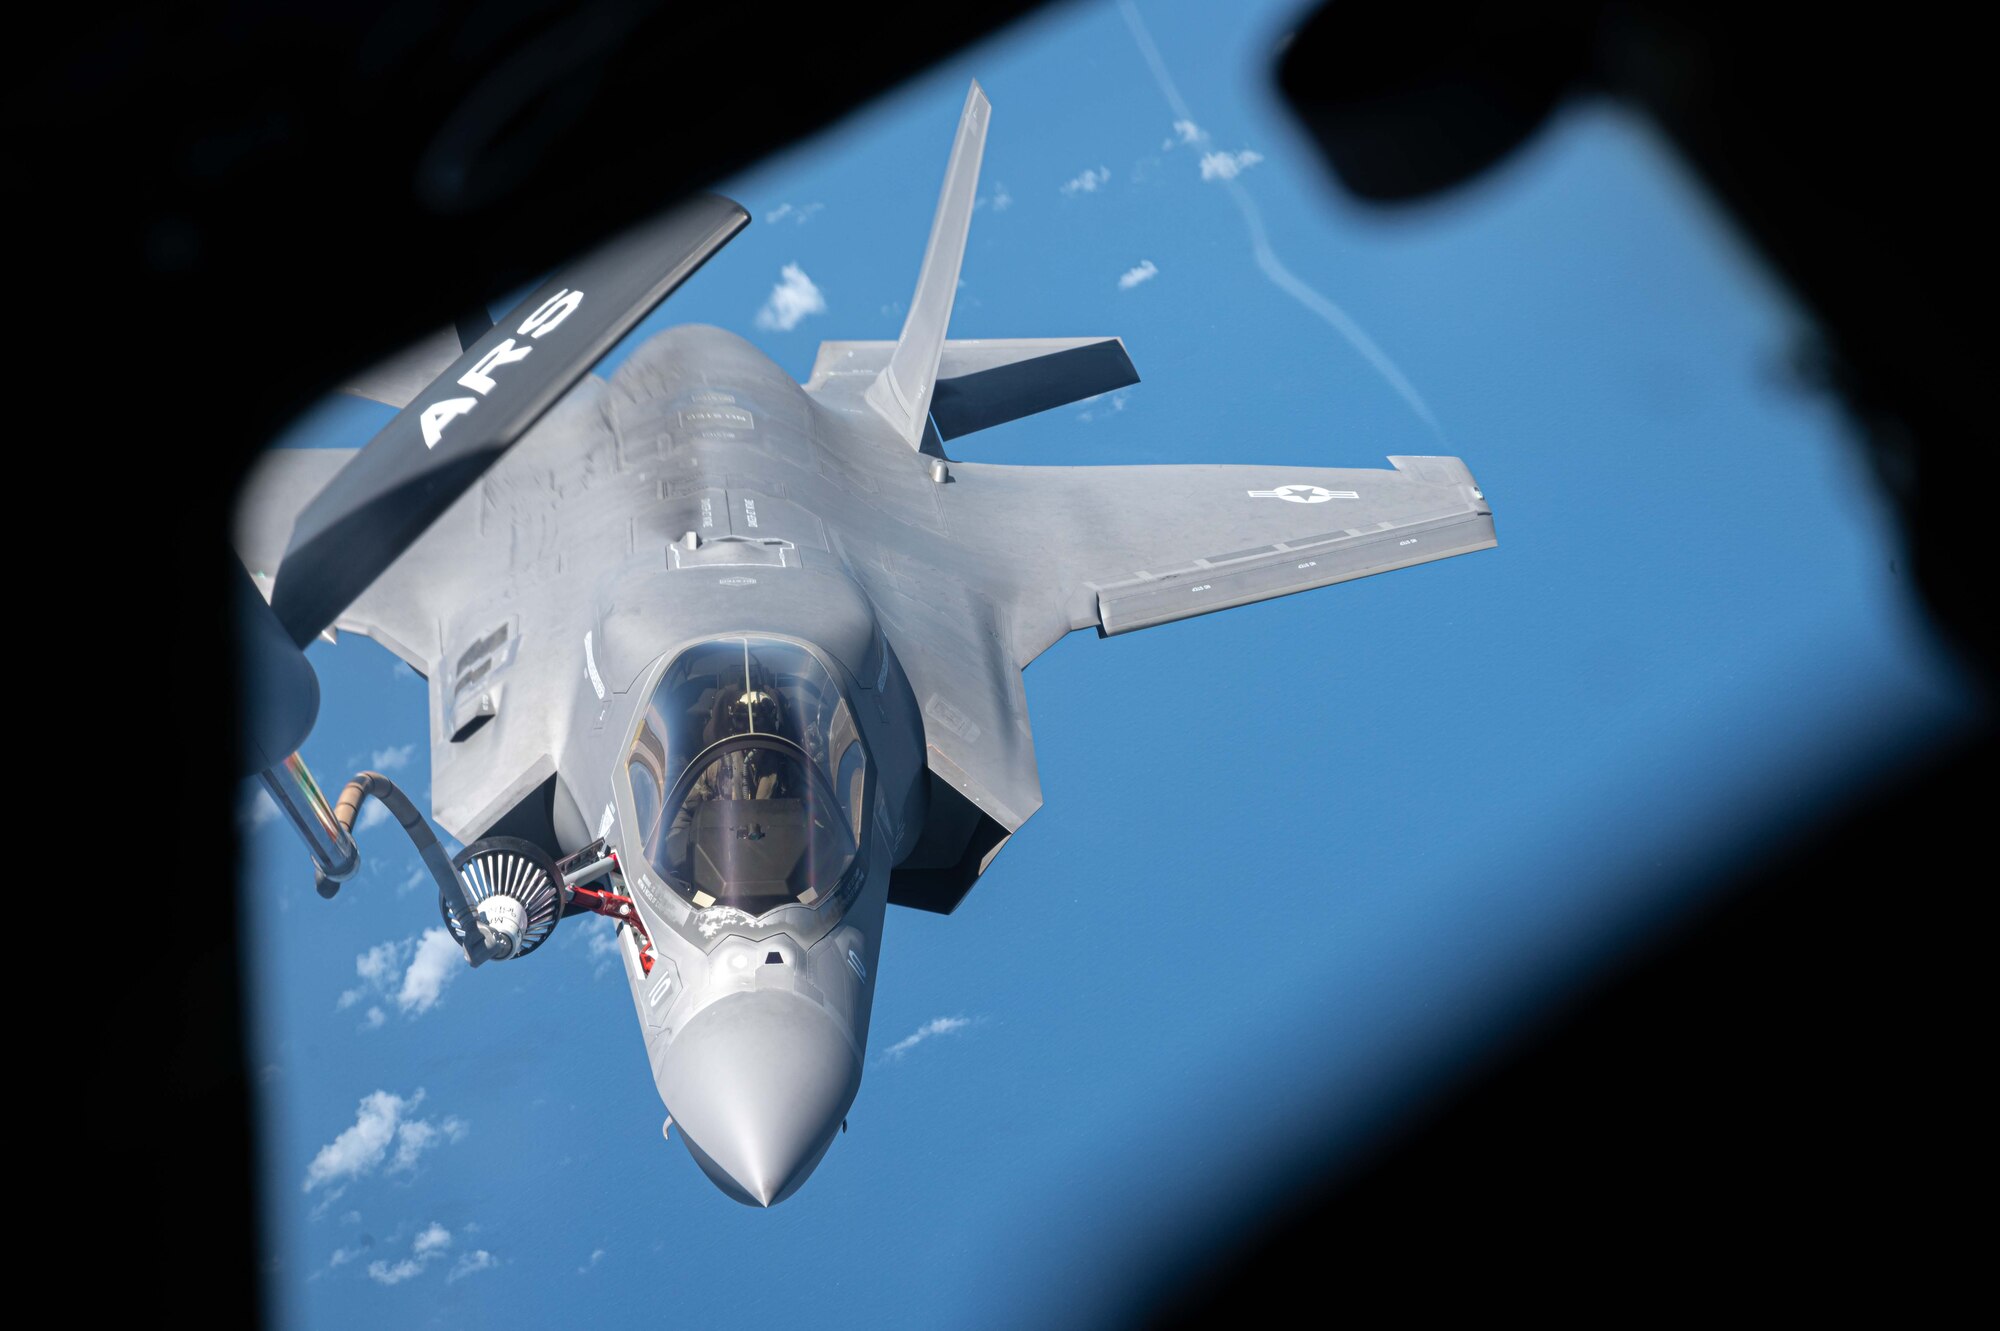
[865,81,990,449]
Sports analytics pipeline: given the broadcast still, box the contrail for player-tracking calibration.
[1117,0,1445,439]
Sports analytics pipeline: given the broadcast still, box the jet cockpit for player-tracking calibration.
[622,636,871,925]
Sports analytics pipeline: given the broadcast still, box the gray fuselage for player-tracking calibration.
[534,323,936,1205]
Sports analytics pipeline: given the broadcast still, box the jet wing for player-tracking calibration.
[232,378,615,844]
[944,455,1495,663]
[233,447,470,670]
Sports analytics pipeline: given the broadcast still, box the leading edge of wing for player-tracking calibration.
[940,454,1496,659]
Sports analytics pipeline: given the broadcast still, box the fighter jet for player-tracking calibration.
[233,82,1496,1207]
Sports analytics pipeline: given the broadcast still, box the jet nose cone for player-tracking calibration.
[663,990,861,1207]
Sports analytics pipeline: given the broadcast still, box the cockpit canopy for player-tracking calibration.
[624,637,868,918]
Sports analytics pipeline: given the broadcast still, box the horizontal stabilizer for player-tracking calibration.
[807,337,1137,440]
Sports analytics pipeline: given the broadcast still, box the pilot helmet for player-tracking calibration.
[724,686,784,736]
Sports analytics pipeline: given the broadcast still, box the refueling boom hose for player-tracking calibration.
[313,770,459,904]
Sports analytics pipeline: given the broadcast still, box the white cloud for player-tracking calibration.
[1077,392,1130,423]
[1060,165,1111,196]
[765,202,823,225]
[396,929,461,1016]
[579,1248,606,1275]
[388,1115,467,1174]
[362,1007,386,1030]
[1118,260,1158,290]
[396,866,427,896]
[340,930,461,1021]
[302,1089,464,1192]
[1172,118,1204,145]
[754,264,826,332]
[389,1119,441,1174]
[883,1015,972,1061]
[356,799,393,832]
[340,938,407,1015]
[303,1090,411,1192]
[449,1250,497,1283]
[991,184,1013,211]
[369,743,416,771]
[355,940,403,988]
[1199,149,1264,182]
[238,788,280,833]
[366,1224,457,1286]
[328,1244,364,1269]
[355,1221,490,1286]
[582,918,623,979]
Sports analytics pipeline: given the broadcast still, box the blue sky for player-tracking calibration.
[241,1,1981,1326]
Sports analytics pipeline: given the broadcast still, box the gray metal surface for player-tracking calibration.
[233,560,319,774]
[341,324,464,410]
[233,83,1495,1205]
[271,193,750,646]
[808,336,1138,443]
[862,81,989,448]
[657,990,862,1207]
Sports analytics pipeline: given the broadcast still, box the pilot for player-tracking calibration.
[707,686,787,799]
[661,679,795,877]
[721,683,785,747]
